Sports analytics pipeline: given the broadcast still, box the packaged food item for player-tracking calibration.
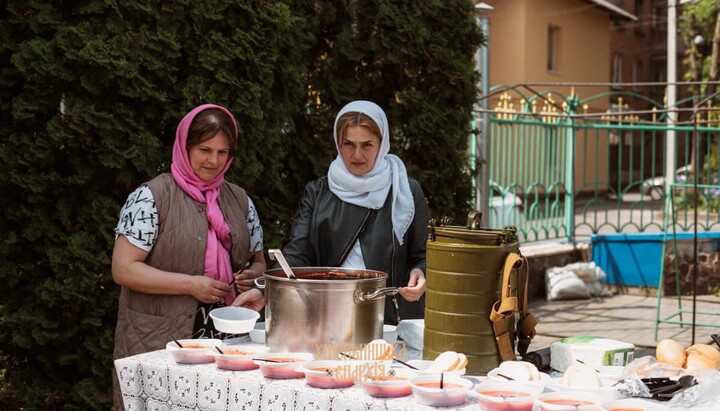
[550,336,634,372]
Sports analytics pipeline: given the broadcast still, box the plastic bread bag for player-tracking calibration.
[614,356,685,398]
[667,369,720,409]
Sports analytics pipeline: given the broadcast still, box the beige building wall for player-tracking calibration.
[480,0,617,194]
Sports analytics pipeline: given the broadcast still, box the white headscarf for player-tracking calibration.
[327,100,415,245]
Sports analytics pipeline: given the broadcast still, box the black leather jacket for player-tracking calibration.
[282,176,431,324]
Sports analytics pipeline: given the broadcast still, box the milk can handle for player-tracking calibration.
[354,287,398,303]
[466,211,483,229]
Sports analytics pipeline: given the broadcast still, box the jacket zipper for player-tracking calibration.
[391,234,401,324]
[336,209,372,266]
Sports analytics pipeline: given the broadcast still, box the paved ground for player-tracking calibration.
[526,293,720,358]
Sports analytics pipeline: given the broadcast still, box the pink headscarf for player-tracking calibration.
[170,104,238,305]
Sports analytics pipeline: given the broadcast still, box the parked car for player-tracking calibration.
[488,182,525,228]
[640,165,691,200]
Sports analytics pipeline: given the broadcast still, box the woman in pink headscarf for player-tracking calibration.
[111,103,265,357]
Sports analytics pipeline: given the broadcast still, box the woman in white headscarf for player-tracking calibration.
[236,100,431,324]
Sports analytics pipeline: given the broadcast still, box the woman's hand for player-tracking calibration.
[232,288,266,311]
[190,276,233,304]
[397,268,426,302]
[232,251,267,292]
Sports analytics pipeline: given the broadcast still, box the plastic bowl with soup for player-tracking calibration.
[166,338,222,364]
[600,398,671,411]
[253,352,314,379]
[537,391,603,411]
[486,367,551,390]
[298,360,359,389]
[409,374,473,407]
[361,367,417,398]
[214,345,270,371]
[474,381,544,411]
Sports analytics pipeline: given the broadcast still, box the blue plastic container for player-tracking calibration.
[591,232,720,288]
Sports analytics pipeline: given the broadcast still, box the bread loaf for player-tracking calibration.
[684,344,720,371]
[656,339,687,368]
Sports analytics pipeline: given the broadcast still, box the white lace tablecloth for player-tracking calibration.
[115,337,484,411]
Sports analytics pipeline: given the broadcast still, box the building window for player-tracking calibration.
[612,53,623,85]
[634,0,643,18]
[652,3,666,30]
[632,60,643,90]
[547,26,559,72]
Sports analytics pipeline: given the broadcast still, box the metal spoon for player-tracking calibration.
[268,249,296,279]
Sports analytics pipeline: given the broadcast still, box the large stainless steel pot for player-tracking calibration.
[255,267,398,353]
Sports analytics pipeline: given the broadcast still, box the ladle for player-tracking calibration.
[268,249,296,279]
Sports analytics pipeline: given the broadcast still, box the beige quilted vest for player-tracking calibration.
[112,173,250,360]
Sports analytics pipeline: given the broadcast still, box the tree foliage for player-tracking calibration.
[0,1,481,408]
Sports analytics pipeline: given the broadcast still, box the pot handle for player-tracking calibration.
[253,277,266,290]
[354,287,398,303]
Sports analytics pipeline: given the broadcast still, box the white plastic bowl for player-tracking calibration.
[474,381,544,411]
[409,374,473,407]
[209,306,259,334]
[407,359,466,375]
[361,367,416,398]
[253,352,314,379]
[214,344,270,371]
[165,338,222,364]
[249,322,265,344]
[600,398,671,411]
[537,390,604,411]
[298,360,359,389]
[486,367,550,389]
[547,377,619,403]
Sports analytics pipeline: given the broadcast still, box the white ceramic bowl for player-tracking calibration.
[214,344,270,371]
[407,359,466,375]
[361,367,417,398]
[547,377,619,403]
[249,322,265,344]
[409,374,473,407]
[474,381,544,411]
[166,338,222,364]
[537,390,604,411]
[486,367,550,389]
[209,306,260,334]
[253,352,314,379]
[600,398,671,411]
[298,360,360,389]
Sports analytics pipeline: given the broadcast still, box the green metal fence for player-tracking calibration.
[475,86,720,243]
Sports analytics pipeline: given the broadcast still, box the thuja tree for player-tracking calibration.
[0,1,308,409]
[0,0,481,409]
[294,0,483,221]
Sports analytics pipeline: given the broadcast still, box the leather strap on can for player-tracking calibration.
[489,252,536,361]
[516,256,537,356]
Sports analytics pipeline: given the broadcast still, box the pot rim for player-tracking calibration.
[264,267,388,283]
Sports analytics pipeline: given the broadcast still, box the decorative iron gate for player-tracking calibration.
[474,84,720,243]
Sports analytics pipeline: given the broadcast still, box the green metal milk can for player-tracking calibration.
[424,212,519,375]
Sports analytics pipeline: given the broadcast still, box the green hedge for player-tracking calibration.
[0,1,481,408]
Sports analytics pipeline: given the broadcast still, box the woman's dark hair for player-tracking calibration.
[187,108,237,157]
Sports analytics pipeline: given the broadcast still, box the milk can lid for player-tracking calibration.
[428,211,518,245]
